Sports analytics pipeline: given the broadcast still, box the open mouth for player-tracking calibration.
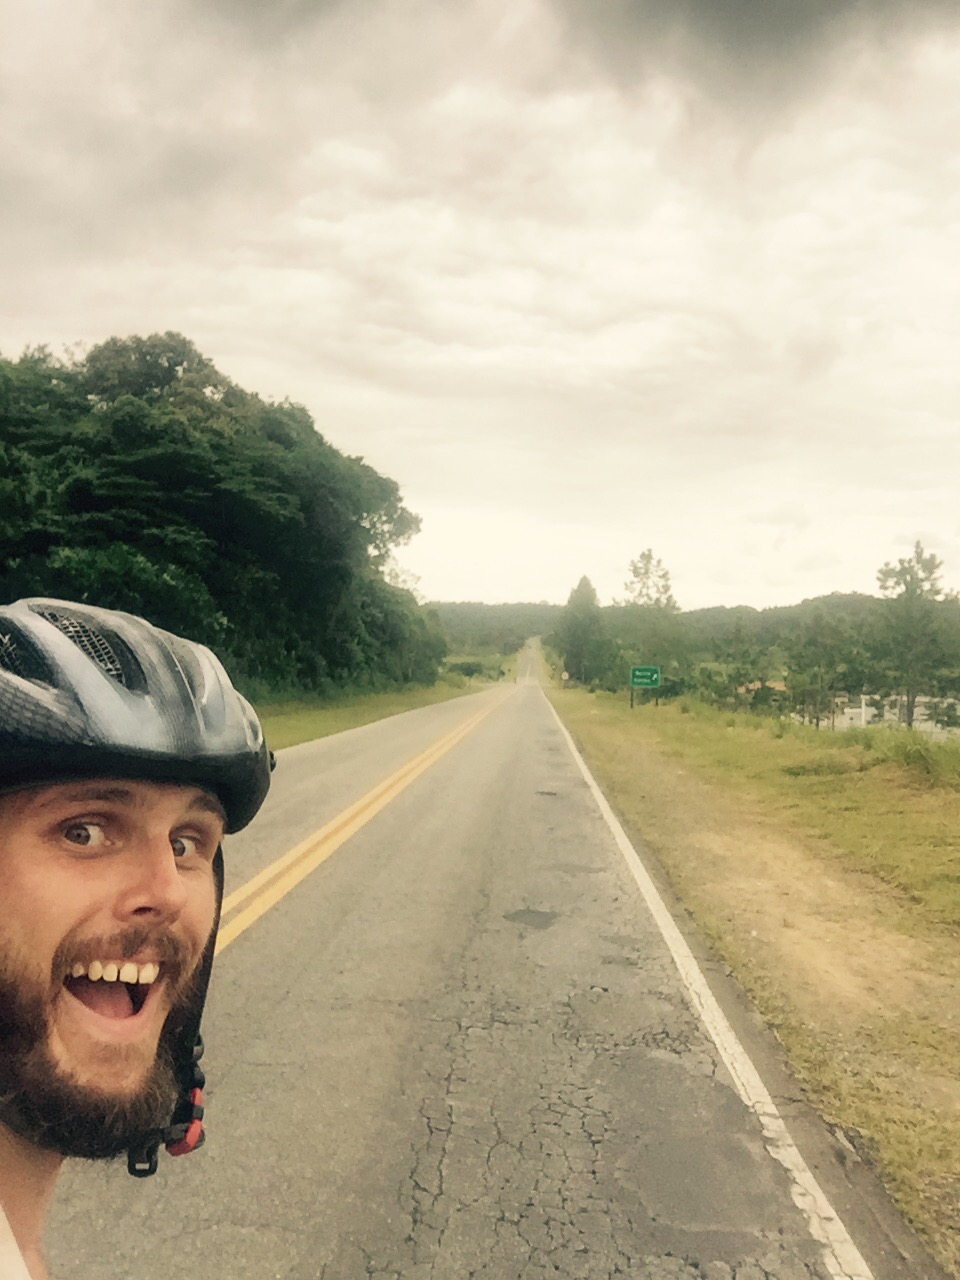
[63,964,161,1021]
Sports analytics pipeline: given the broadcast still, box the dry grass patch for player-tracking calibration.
[548,688,960,1277]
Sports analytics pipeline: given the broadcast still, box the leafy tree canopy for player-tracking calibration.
[0,333,444,696]
[553,577,616,686]
[874,542,954,726]
[620,549,678,610]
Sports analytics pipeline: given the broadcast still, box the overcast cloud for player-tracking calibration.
[2,0,960,608]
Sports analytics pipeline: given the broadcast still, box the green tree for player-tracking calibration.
[707,619,773,709]
[874,542,950,728]
[620,549,678,610]
[608,602,687,695]
[0,334,445,695]
[555,577,612,685]
[81,332,223,404]
[785,610,870,728]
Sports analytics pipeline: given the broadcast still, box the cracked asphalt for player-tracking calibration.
[45,673,921,1279]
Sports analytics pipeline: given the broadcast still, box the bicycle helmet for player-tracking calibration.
[0,597,273,1175]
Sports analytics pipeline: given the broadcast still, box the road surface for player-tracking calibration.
[45,654,943,1279]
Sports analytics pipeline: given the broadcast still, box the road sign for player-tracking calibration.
[630,665,660,688]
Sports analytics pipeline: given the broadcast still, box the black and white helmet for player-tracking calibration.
[0,597,270,831]
[0,597,273,1175]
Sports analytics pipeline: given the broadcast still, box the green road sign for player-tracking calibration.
[630,665,660,688]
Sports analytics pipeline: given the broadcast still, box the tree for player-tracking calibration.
[785,610,859,728]
[706,619,772,710]
[607,602,687,695]
[555,577,612,685]
[0,335,445,695]
[81,332,223,404]
[874,541,950,728]
[620,549,678,610]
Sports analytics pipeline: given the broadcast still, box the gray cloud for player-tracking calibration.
[3,0,960,608]
[200,0,345,32]
[550,0,960,107]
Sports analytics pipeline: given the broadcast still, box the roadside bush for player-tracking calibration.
[447,660,485,678]
[443,655,505,682]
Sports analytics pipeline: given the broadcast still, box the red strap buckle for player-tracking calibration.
[165,1087,204,1157]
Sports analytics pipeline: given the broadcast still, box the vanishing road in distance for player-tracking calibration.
[47,646,942,1280]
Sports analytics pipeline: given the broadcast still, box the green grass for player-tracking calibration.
[568,694,960,928]
[256,678,487,751]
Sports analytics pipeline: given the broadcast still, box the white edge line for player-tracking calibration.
[546,696,875,1280]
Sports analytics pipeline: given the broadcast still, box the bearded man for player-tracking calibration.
[0,599,272,1279]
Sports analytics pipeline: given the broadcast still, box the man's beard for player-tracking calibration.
[0,927,201,1160]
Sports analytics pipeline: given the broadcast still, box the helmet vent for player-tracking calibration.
[36,609,129,686]
[0,632,52,683]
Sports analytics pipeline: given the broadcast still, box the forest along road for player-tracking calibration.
[46,663,936,1280]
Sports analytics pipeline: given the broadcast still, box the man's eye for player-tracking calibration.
[63,823,106,848]
[172,834,200,859]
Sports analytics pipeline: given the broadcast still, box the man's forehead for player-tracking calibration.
[1,778,226,823]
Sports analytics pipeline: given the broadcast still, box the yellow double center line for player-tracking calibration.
[215,696,504,955]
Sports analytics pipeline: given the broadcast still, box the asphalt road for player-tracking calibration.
[45,656,943,1280]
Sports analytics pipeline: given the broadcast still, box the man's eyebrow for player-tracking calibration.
[32,784,226,825]
[186,792,227,825]
[41,786,139,808]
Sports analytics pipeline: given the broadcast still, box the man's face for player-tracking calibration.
[0,778,223,1159]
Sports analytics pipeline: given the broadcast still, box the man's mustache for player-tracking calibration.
[52,927,194,993]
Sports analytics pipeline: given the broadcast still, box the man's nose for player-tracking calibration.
[113,836,189,924]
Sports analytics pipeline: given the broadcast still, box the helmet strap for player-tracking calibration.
[126,846,224,1177]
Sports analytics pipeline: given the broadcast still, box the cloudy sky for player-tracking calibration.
[3,0,960,609]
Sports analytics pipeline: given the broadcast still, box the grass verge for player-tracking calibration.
[257,677,491,751]
[548,688,960,1277]
[626,698,960,927]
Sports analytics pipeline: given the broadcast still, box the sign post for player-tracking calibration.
[629,665,661,708]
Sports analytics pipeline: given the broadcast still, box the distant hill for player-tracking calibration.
[428,601,563,655]
[680,592,884,648]
[430,592,885,656]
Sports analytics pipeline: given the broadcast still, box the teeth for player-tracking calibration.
[74,959,161,984]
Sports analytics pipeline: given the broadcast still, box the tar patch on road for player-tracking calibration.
[503,908,560,930]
